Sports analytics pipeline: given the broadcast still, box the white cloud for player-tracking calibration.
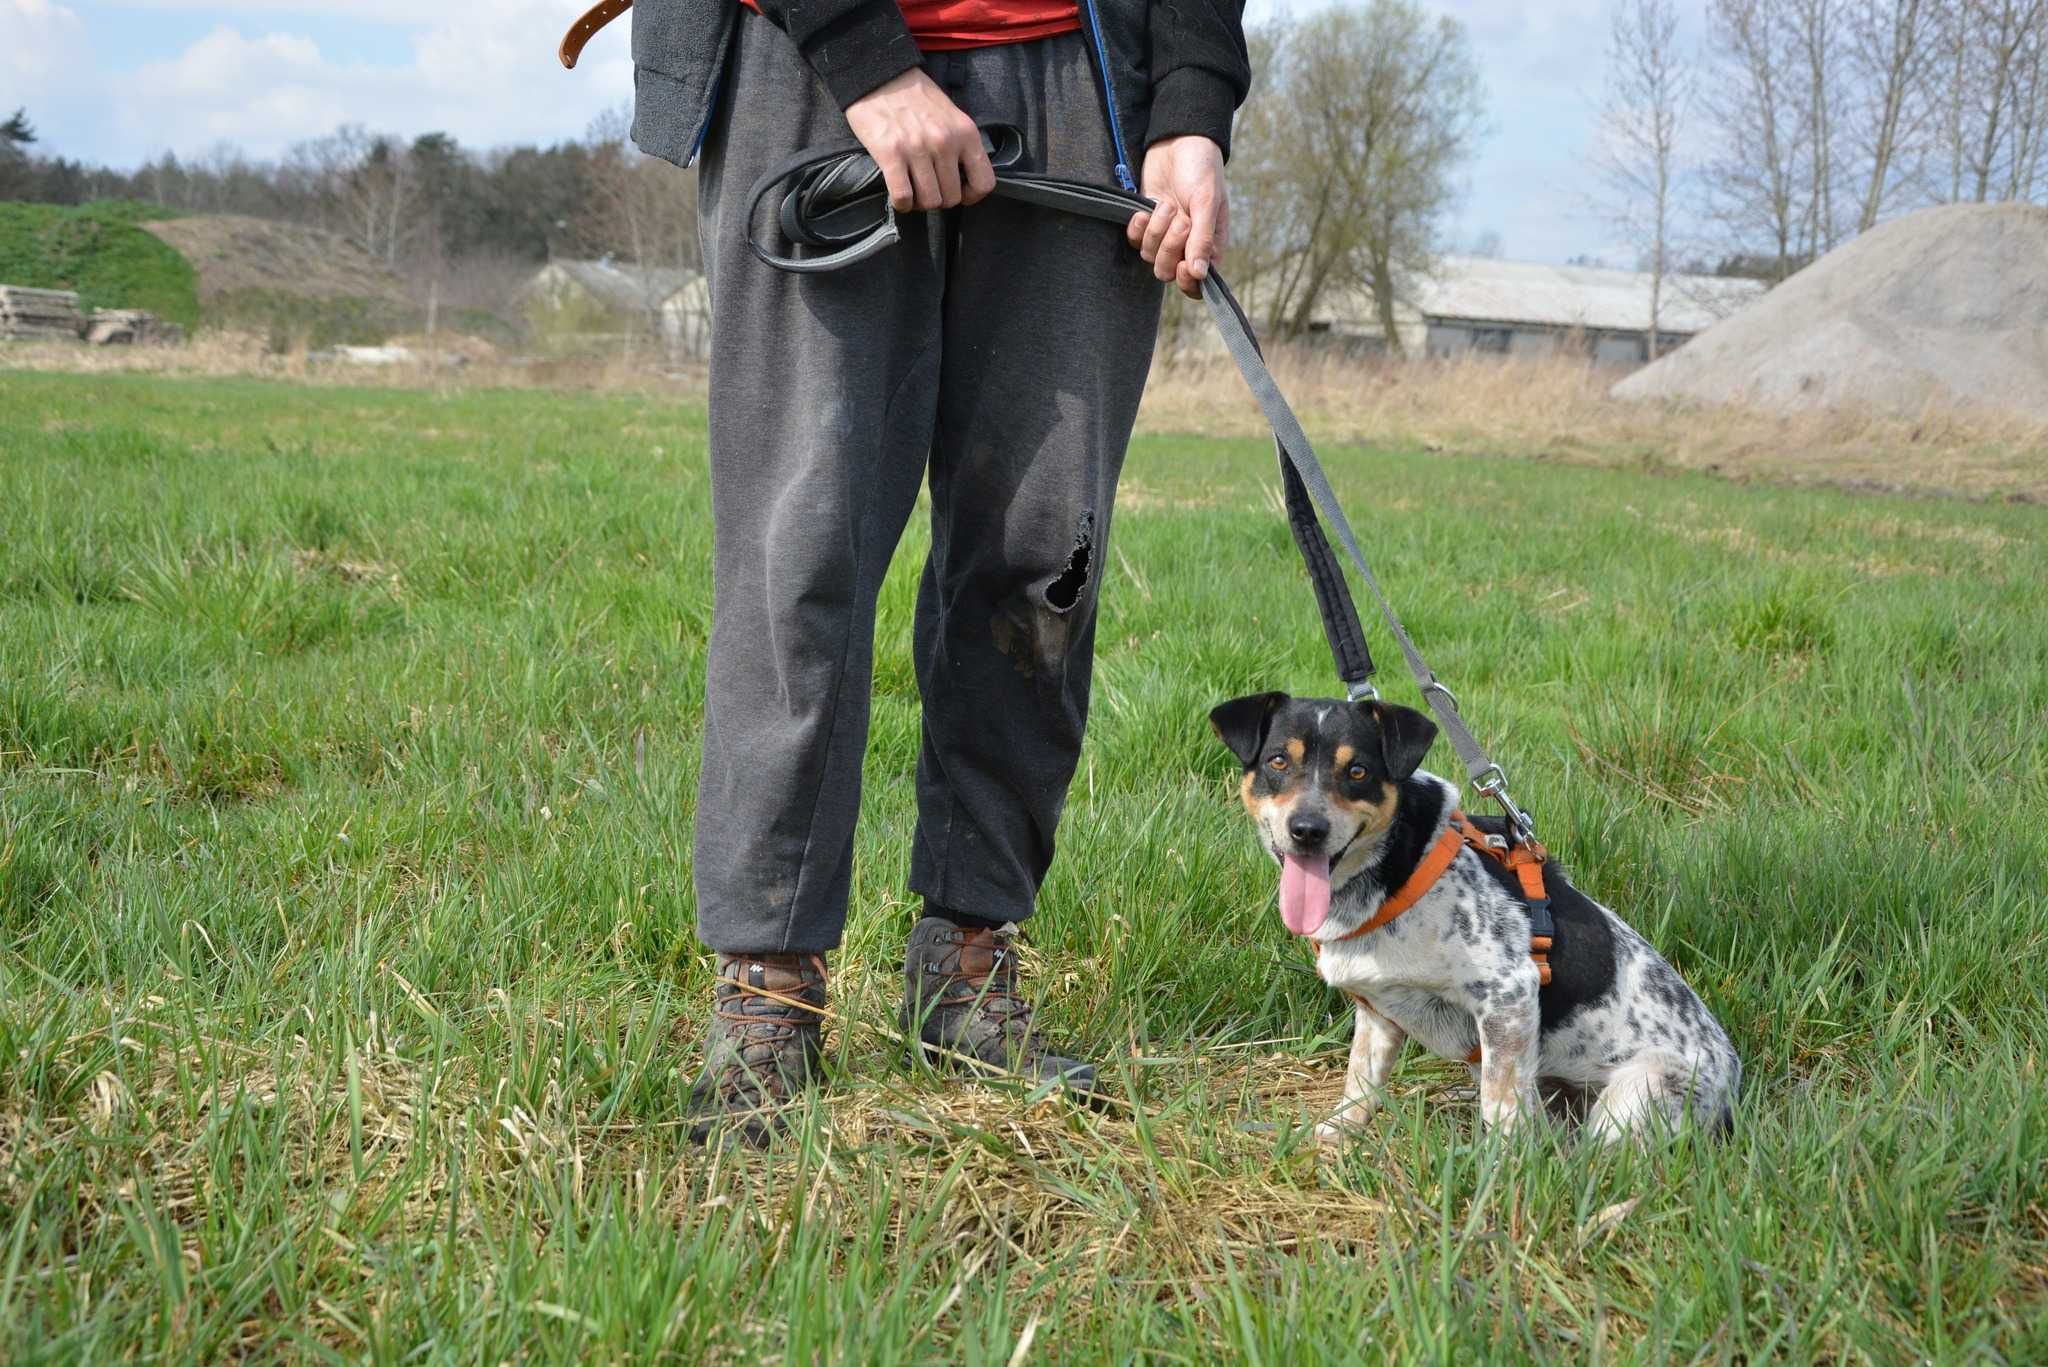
[3,0,90,102]
[3,0,100,156]
[110,0,633,161]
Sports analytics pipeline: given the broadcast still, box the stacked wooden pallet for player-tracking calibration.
[85,309,185,346]
[0,285,85,341]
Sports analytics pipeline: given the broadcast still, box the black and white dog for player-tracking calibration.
[1211,692,1740,1144]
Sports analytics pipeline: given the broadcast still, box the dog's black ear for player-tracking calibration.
[1365,701,1438,781]
[1209,692,1288,767]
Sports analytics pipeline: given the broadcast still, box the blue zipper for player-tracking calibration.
[687,67,723,166]
[687,14,739,166]
[1076,0,1135,189]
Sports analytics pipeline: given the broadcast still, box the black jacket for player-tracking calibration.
[628,0,1250,184]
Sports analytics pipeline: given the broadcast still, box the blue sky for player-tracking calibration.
[2,0,1697,263]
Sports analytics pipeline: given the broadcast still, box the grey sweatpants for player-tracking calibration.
[693,15,1162,954]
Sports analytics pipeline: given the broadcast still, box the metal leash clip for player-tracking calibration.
[1472,763,1537,844]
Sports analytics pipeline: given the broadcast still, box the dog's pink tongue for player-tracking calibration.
[1279,853,1333,936]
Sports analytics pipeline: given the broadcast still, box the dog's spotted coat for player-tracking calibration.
[1211,692,1741,1144]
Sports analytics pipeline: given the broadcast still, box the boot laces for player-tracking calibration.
[939,934,1034,1040]
[710,955,824,1103]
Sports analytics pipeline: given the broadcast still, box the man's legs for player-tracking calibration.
[900,36,1162,1087]
[691,23,1161,1120]
[694,13,947,958]
[909,34,1164,923]
[688,14,946,1138]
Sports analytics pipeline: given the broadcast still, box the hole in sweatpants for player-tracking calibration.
[1044,513,1094,612]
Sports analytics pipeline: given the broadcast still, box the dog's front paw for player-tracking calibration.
[1316,1087,1384,1150]
[1479,1088,1542,1135]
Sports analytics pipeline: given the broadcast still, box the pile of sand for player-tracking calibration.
[1614,203,2048,421]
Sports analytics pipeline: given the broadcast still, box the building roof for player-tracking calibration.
[533,259,698,312]
[1405,255,1767,335]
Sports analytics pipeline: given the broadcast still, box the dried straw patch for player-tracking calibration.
[1138,349,2048,502]
[0,973,1503,1338]
[0,335,710,396]
[13,335,2042,500]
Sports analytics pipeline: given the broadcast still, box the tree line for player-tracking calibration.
[0,104,697,299]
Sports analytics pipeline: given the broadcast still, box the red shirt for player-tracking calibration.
[740,1,1081,51]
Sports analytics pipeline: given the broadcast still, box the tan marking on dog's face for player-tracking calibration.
[1330,782,1399,884]
[1285,737,1306,764]
[1240,770,1257,816]
[1332,744,1355,769]
[1333,779,1398,830]
[1250,790,1303,852]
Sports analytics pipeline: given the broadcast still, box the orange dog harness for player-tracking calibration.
[1311,811,1555,1063]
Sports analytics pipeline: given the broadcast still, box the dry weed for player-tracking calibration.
[1139,349,2048,501]
[10,334,2041,500]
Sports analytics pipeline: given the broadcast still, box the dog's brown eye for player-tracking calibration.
[1348,765,1367,781]
[1267,755,1288,771]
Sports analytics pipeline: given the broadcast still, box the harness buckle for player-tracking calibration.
[1345,678,1380,702]
[1472,763,1538,843]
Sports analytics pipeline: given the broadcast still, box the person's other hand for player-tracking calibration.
[844,68,996,212]
[1128,136,1227,298]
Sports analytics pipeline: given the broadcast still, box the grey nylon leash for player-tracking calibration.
[746,131,1535,835]
[1194,277,1504,795]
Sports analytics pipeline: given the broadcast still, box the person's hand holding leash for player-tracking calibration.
[1129,135,1227,298]
[846,68,997,212]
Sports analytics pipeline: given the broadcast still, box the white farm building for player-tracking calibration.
[1311,256,1768,366]
[524,258,709,362]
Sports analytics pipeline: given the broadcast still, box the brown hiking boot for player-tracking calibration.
[901,916,1095,1096]
[686,952,827,1147]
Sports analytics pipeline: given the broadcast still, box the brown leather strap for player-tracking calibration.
[560,0,631,69]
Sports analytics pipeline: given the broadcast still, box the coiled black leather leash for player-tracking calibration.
[744,125,1538,838]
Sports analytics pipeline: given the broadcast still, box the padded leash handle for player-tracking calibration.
[744,126,1029,274]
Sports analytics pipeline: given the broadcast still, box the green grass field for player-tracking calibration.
[2,369,2044,1361]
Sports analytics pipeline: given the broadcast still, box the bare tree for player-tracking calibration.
[1705,0,1809,279]
[1689,0,2048,277]
[1931,0,2048,201]
[1596,0,1693,360]
[285,126,430,265]
[1788,0,1852,251]
[1845,0,1940,228]
[1229,1,1486,349]
[1985,0,2048,198]
[578,104,699,272]
[2012,10,2048,197]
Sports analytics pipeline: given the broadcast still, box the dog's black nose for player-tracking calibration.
[1288,813,1330,848]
